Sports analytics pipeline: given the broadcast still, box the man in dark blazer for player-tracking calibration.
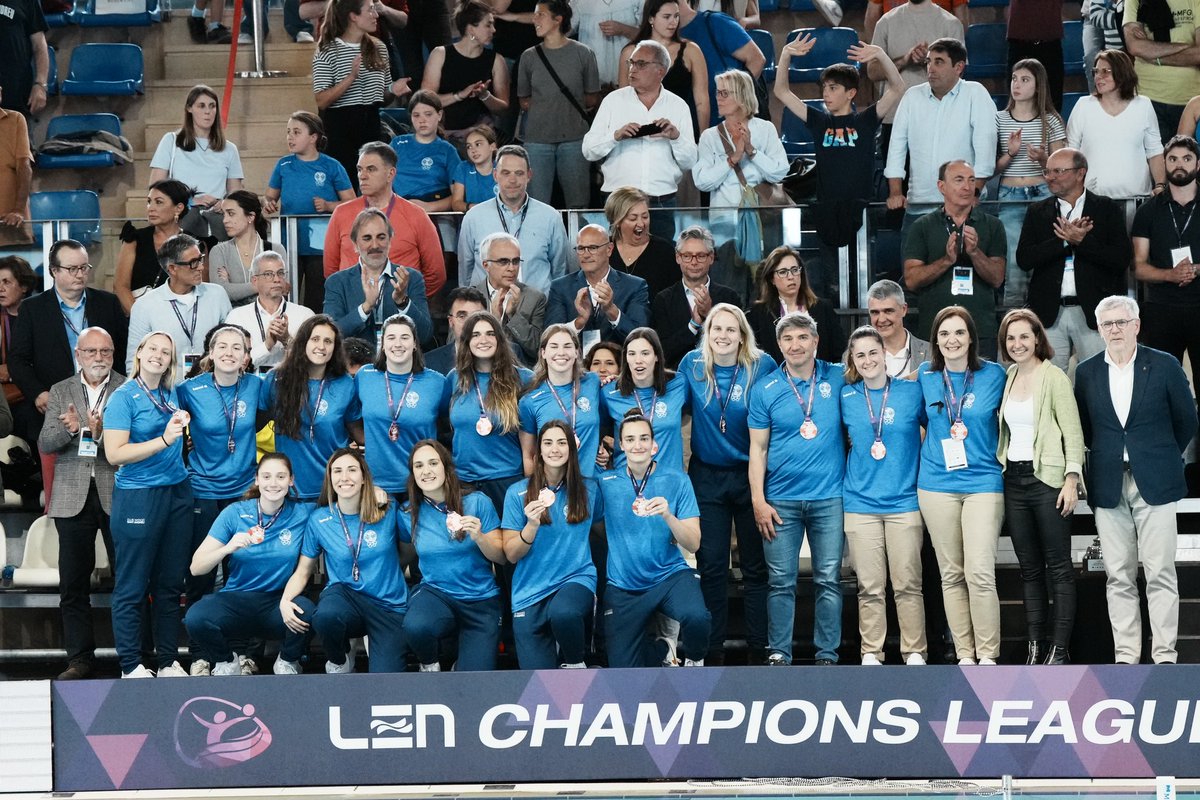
[1074,295,1198,666]
[36,326,125,680]
[651,225,740,368]
[425,287,487,375]
[546,223,649,349]
[472,232,547,365]
[1017,147,1131,372]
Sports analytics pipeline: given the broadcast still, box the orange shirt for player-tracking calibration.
[322,194,446,297]
[0,109,33,247]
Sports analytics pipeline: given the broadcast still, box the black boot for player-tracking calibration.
[1043,646,1070,665]
[1025,641,1042,665]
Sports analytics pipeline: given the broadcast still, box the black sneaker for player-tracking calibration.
[57,661,92,680]
[207,23,233,44]
[187,15,207,43]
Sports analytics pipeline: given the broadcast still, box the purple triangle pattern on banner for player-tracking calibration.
[56,680,116,734]
[928,719,989,773]
[86,733,148,789]
[519,668,599,714]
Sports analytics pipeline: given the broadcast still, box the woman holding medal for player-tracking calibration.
[519,325,603,478]
[261,315,363,501]
[501,420,600,669]
[602,328,689,471]
[841,326,928,666]
[402,440,506,671]
[186,453,315,676]
[278,449,407,673]
[917,306,1007,666]
[356,314,446,501]
[996,309,1083,666]
[104,331,194,678]
[678,303,776,665]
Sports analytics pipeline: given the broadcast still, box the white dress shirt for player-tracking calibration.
[582,85,698,196]
[225,297,316,370]
[1105,345,1137,459]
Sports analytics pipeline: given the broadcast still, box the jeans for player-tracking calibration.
[525,140,591,209]
[763,496,844,662]
[647,192,678,242]
[1083,19,1104,95]
[996,183,1050,307]
[239,0,310,39]
[1151,100,1185,147]
[1003,463,1076,648]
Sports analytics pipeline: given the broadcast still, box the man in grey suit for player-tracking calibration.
[36,327,126,680]
[867,279,930,376]
[473,232,547,365]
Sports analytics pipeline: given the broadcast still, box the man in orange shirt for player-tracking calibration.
[0,86,33,248]
[323,141,446,298]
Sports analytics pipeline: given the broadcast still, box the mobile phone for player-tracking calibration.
[634,122,664,137]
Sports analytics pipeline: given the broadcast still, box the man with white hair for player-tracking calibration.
[472,232,547,364]
[547,223,649,350]
[1074,295,1198,665]
[224,252,315,371]
[864,279,929,377]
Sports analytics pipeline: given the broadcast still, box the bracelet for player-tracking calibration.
[453,91,460,102]
[161,435,169,447]
[520,531,534,545]
[34,82,47,90]
[1156,57,1163,66]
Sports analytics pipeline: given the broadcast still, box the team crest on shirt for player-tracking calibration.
[421,157,434,171]
[730,384,744,403]
[883,407,895,425]
[364,530,378,548]
[314,172,327,187]
[963,393,976,409]
[317,399,329,416]
[819,382,832,399]
[654,401,667,418]
[405,392,420,408]
[577,397,591,412]
[236,400,248,418]
[279,529,293,545]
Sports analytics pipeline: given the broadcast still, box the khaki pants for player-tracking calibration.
[844,510,927,661]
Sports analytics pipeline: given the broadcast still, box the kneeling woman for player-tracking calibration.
[280,449,408,673]
[185,453,315,675]
[502,420,599,669]
[402,440,506,671]
[598,412,710,668]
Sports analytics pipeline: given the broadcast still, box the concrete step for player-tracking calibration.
[141,118,292,154]
[142,76,316,120]
[161,42,316,80]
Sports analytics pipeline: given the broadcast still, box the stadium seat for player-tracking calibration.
[36,113,124,169]
[41,45,59,96]
[1060,91,1085,121]
[1063,19,1085,76]
[43,0,76,26]
[784,27,860,83]
[6,514,109,588]
[751,29,776,83]
[379,107,411,133]
[993,94,1008,111]
[759,0,780,11]
[965,23,1008,79]
[29,190,102,247]
[781,101,827,159]
[61,43,144,96]
[75,0,162,27]
[968,0,1009,6]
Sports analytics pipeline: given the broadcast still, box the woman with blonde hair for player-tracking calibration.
[605,186,677,300]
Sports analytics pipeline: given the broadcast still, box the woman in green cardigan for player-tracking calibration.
[996,309,1085,667]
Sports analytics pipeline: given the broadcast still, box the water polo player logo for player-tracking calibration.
[174,696,273,768]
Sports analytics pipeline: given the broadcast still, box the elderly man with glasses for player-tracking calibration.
[651,225,741,368]
[547,223,649,350]
[471,232,547,364]
[224,251,315,372]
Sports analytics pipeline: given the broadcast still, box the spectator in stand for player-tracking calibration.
[389,90,462,213]
[451,124,499,212]
[422,1,510,144]
[0,0,48,115]
[885,38,997,220]
[866,0,968,43]
[519,0,601,209]
[675,0,765,124]
[606,187,678,302]
[547,224,650,350]
[1081,0,1125,95]
[425,286,487,374]
[1067,49,1166,199]
[323,141,447,299]
[650,225,741,368]
[187,0,233,43]
[994,59,1067,307]
[472,232,548,364]
[1016,147,1131,371]
[695,0,759,30]
[582,40,698,242]
[38,327,123,680]
[0,256,36,444]
[903,160,1006,358]
[236,0,317,44]
[264,111,356,313]
[1179,93,1200,136]
[209,191,288,308]
[1007,0,1065,111]
[619,0,710,139]
[747,246,847,366]
[1122,0,1200,145]
[225,252,316,372]
[0,85,33,248]
[313,0,410,192]
[394,0,452,88]
[116,180,190,315]
[457,144,570,293]
[148,86,245,243]
[865,279,931,377]
[573,0,642,89]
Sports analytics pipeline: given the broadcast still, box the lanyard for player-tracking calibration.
[136,377,176,416]
[333,505,366,582]
[169,298,200,348]
[495,197,529,240]
[627,462,654,498]
[548,379,579,430]
[253,299,286,343]
[941,368,974,426]
[633,386,658,419]
[257,501,286,532]
[308,378,328,440]
[784,366,818,420]
[473,371,490,421]
[712,364,740,434]
[864,378,891,443]
[86,379,110,416]
[212,375,241,453]
[385,370,416,427]
[1170,199,1197,247]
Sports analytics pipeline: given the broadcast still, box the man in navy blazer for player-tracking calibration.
[546,223,649,349]
[650,225,741,368]
[323,207,432,349]
[1074,295,1198,665]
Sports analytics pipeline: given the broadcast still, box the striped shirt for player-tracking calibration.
[995,110,1067,179]
[312,38,390,108]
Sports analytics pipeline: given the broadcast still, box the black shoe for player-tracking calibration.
[814,658,836,666]
[207,23,233,44]
[187,15,207,43]
[57,661,92,680]
[1025,641,1042,665]
[1043,646,1070,665]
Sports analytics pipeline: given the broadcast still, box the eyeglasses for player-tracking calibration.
[484,257,522,268]
[1099,318,1134,331]
[716,89,732,99]
[76,347,114,358]
[255,269,287,280]
[1092,67,1113,76]
[173,257,205,270]
[627,59,660,71]
[677,252,713,262]
[55,264,93,276]
[774,266,804,278]
[1042,166,1082,177]
[574,243,609,254]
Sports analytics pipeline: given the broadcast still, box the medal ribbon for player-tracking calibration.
[941,368,974,428]
[864,377,891,445]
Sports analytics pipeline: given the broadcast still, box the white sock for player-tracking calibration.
[419,662,441,672]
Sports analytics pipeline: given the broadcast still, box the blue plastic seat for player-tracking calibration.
[75,0,161,27]
[993,94,1008,111]
[965,23,1008,80]
[29,191,102,247]
[1060,91,1085,122]
[780,101,827,159]
[36,45,59,96]
[751,29,776,83]
[44,2,75,27]
[784,27,859,83]
[759,0,779,10]
[379,107,411,131]
[37,113,124,169]
[61,43,144,96]
[1063,19,1085,76]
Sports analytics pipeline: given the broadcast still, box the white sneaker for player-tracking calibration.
[273,657,300,675]
[861,653,882,665]
[326,657,354,674]
[958,657,977,666]
[296,31,315,43]
[189,658,211,676]
[978,657,998,665]
[419,662,441,672]
[813,0,843,26]
[157,661,188,677]
[239,654,259,675]
[238,32,252,44]
[211,659,241,676]
[560,662,587,669]
[683,658,704,667]
[122,664,155,678]
[905,653,927,666]
[767,652,789,666]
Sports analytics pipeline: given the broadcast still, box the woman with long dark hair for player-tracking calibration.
[208,190,287,306]
[619,0,709,136]
[115,180,190,313]
[601,327,689,471]
[747,245,846,365]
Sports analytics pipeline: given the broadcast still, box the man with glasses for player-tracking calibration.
[1074,295,1197,665]
[651,225,740,368]
[583,40,698,243]
[425,286,488,374]
[471,232,547,364]
[125,233,231,373]
[1017,147,1131,372]
[547,223,649,350]
[37,327,125,680]
[225,251,315,372]
[457,144,570,294]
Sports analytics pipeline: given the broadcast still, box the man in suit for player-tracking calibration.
[547,223,649,351]
[651,225,740,368]
[425,286,487,375]
[1017,147,1131,372]
[36,326,125,680]
[323,207,433,349]
[1074,295,1198,665]
[473,232,547,365]
[865,279,929,376]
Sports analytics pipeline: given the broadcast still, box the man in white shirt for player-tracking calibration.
[224,251,315,371]
[582,39,698,242]
[471,232,547,364]
[864,279,929,377]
